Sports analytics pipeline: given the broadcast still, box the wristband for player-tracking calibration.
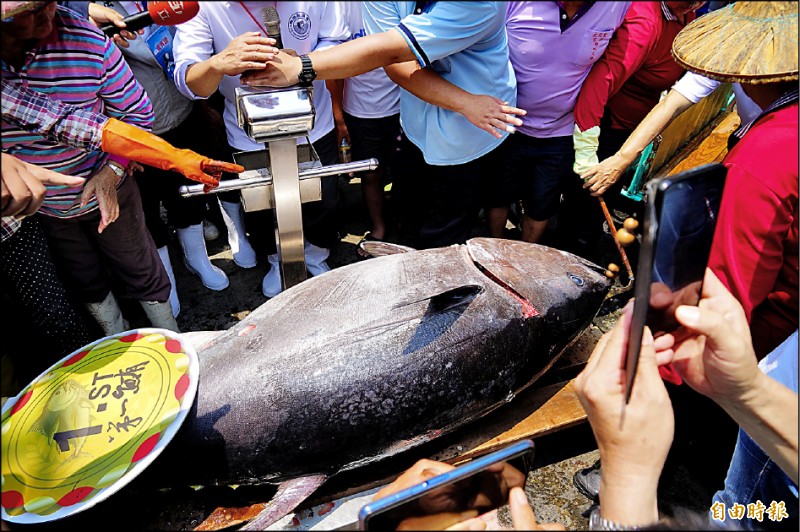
[589,507,654,531]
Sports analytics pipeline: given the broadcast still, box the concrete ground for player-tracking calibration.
[2,174,722,530]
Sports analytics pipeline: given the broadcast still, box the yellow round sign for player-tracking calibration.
[1,328,199,523]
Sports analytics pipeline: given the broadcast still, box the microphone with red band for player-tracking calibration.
[100,1,200,37]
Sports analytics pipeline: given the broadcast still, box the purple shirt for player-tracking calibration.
[506,1,630,138]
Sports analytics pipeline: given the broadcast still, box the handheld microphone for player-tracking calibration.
[100,1,200,37]
[261,6,283,49]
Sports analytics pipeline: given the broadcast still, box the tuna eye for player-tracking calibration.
[568,274,584,287]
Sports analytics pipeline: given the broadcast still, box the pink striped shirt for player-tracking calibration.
[1,5,153,219]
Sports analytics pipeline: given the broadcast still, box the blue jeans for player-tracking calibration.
[713,428,798,530]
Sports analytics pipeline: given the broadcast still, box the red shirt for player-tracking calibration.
[574,2,693,132]
[708,103,799,357]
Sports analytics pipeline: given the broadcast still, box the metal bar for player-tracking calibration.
[179,158,379,197]
[269,138,307,291]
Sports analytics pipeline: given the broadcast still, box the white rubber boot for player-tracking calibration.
[177,224,229,291]
[203,219,220,241]
[140,300,180,332]
[85,291,129,336]
[157,246,180,318]
[219,200,257,268]
[261,253,283,298]
[305,240,331,277]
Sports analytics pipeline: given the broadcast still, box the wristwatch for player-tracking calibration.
[105,161,126,179]
[588,507,649,531]
[297,54,317,86]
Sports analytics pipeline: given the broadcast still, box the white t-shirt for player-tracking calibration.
[173,2,350,150]
[341,2,400,119]
[672,71,762,125]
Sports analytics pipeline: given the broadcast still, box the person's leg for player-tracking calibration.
[512,134,573,244]
[81,178,178,331]
[713,429,798,530]
[485,137,518,239]
[416,149,495,249]
[161,108,229,294]
[303,128,341,250]
[345,112,401,241]
[0,216,94,357]
[391,133,429,248]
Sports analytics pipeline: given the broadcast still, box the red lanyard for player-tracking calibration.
[238,2,268,35]
[133,2,145,13]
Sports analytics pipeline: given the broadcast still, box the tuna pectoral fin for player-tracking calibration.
[194,474,328,531]
[396,284,483,313]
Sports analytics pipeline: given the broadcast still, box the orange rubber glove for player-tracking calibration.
[100,118,244,193]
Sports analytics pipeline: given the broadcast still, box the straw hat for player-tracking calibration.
[1,1,47,21]
[672,1,798,84]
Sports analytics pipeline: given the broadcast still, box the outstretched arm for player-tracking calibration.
[580,89,694,194]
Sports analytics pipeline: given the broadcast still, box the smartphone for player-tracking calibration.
[358,439,535,530]
[624,163,727,402]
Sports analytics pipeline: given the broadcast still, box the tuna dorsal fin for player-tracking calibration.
[358,240,416,258]
[194,474,328,531]
[397,284,483,313]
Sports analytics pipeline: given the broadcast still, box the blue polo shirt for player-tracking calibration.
[363,1,516,166]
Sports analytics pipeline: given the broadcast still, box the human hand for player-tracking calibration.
[1,154,86,217]
[372,458,526,530]
[573,303,672,527]
[580,152,631,196]
[87,3,142,49]
[240,49,303,87]
[81,165,120,234]
[211,32,279,77]
[661,269,761,409]
[455,94,525,139]
[126,161,144,176]
[508,487,566,530]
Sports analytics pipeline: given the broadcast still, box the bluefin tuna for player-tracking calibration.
[154,238,609,527]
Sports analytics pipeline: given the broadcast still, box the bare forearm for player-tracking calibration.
[309,30,415,80]
[384,62,469,114]
[616,89,694,164]
[186,60,225,98]
[326,78,345,124]
[722,374,799,482]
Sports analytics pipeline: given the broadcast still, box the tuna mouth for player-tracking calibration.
[473,262,539,318]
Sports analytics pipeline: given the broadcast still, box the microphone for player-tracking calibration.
[100,1,200,37]
[262,6,283,49]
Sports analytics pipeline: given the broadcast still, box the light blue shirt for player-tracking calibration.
[363,1,516,166]
[759,330,798,394]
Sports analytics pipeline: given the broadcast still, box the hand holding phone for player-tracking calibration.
[359,440,534,530]
[624,163,727,401]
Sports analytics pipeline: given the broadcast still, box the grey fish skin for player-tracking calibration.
[160,239,610,486]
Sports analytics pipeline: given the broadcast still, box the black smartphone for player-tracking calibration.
[358,439,535,530]
[624,163,727,402]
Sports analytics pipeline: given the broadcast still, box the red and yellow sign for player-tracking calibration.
[1,329,198,523]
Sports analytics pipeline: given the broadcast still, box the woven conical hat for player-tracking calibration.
[1,2,45,21]
[672,2,798,84]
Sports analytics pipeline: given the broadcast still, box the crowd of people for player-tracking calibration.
[1,1,797,529]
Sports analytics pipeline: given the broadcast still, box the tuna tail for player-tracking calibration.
[358,240,416,258]
[195,474,328,531]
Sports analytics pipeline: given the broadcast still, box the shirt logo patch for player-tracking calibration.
[288,12,311,40]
